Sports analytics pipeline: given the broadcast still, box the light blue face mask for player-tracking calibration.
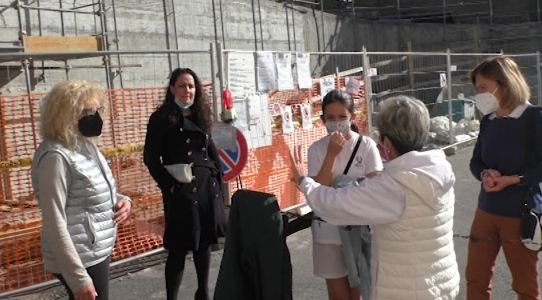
[174,97,194,110]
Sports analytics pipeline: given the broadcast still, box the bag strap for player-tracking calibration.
[343,136,362,175]
[523,105,542,209]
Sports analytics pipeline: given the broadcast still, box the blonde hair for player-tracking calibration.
[470,56,530,110]
[40,80,107,149]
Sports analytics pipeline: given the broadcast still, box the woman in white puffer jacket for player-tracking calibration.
[291,95,460,300]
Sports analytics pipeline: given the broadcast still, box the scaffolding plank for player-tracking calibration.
[22,36,103,53]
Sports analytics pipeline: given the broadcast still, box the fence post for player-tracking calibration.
[210,42,219,122]
[407,41,415,91]
[22,58,38,150]
[216,42,225,91]
[216,42,225,122]
[335,66,340,89]
[446,49,453,145]
[537,51,541,106]
[362,46,373,135]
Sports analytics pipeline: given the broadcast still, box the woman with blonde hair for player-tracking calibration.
[32,80,132,300]
[467,56,542,299]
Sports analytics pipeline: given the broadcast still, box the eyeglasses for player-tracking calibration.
[82,107,104,116]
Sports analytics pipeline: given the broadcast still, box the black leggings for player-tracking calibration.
[165,246,211,300]
[54,256,110,300]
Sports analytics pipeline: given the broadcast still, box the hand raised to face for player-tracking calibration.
[326,131,346,157]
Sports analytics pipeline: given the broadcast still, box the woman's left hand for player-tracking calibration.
[289,145,305,185]
[484,175,516,192]
[113,198,132,224]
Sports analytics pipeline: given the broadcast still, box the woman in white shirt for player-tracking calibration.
[293,95,460,300]
[308,90,383,300]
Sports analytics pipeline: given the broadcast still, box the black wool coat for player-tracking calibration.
[143,107,227,251]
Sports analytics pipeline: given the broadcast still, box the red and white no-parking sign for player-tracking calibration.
[217,128,248,181]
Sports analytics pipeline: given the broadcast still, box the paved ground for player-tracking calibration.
[11,144,542,299]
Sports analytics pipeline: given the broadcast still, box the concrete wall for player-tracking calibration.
[0,0,305,94]
[302,10,542,103]
[2,0,542,95]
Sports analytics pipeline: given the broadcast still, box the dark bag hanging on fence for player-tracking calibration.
[520,188,542,252]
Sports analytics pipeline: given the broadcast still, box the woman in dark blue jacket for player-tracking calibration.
[144,68,227,300]
[467,56,542,300]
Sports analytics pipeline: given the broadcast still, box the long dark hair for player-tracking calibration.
[321,89,359,133]
[157,68,212,133]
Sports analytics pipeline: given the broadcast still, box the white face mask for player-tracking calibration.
[174,96,194,110]
[325,120,351,136]
[474,88,498,115]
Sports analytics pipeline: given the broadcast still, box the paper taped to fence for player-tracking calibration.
[440,73,447,88]
[256,51,276,92]
[246,94,272,148]
[320,77,335,101]
[227,52,256,101]
[211,122,237,151]
[345,76,360,96]
[296,53,312,89]
[301,102,312,129]
[232,93,272,148]
[276,52,294,91]
[281,105,294,134]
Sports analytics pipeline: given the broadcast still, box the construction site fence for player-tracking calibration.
[0,48,220,296]
[363,51,542,143]
[2,47,542,296]
[0,46,220,107]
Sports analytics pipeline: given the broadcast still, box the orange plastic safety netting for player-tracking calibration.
[0,77,367,293]
[230,77,368,208]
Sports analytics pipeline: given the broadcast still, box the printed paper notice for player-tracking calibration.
[232,93,272,149]
[247,94,272,147]
[211,122,237,151]
[296,53,312,89]
[345,76,360,96]
[256,51,276,92]
[227,52,256,102]
[276,52,294,91]
[320,77,335,101]
[300,102,312,130]
[281,105,294,134]
[440,73,447,88]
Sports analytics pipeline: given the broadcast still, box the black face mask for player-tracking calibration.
[78,111,103,137]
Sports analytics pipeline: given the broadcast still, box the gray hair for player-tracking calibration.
[376,95,430,154]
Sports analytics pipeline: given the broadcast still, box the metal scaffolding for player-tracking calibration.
[0,0,190,92]
[0,0,115,93]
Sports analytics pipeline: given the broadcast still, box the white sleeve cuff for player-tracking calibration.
[299,176,319,195]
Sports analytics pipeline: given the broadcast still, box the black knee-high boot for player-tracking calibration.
[165,250,187,300]
[193,245,211,300]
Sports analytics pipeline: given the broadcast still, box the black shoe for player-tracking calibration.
[195,289,209,300]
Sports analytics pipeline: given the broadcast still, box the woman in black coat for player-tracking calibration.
[143,68,227,300]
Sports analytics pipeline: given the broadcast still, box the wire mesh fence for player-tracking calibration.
[2,46,542,295]
[0,49,216,294]
[363,50,542,147]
